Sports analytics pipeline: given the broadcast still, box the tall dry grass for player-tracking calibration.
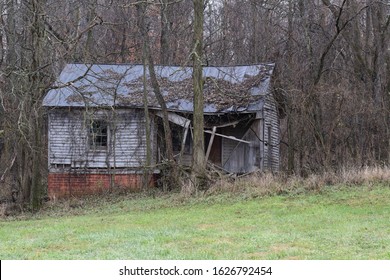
[206,166,390,197]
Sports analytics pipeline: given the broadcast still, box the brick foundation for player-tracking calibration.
[48,172,154,199]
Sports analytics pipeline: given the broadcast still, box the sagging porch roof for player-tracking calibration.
[43,63,274,114]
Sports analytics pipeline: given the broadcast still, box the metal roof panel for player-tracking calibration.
[43,63,274,113]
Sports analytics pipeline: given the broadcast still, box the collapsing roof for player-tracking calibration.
[43,63,274,114]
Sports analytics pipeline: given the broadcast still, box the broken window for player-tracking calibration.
[89,120,108,148]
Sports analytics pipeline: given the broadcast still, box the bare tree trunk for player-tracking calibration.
[190,0,206,193]
[286,0,295,174]
[0,0,17,203]
[160,0,172,65]
[29,0,46,211]
[136,2,178,190]
[84,1,96,62]
[249,0,258,63]
[140,19,152,191]
[370,2,387,106]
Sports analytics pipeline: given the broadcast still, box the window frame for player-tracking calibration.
[88,119,109,150]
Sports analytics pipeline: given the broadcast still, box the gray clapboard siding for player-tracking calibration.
[263,91,280,171]
[48,108,154,171]
[48,110,81,166]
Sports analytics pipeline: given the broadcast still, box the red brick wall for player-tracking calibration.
[48,172,153,199]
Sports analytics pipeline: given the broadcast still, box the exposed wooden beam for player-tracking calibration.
[205,126,216,161]
[204,130,250,144]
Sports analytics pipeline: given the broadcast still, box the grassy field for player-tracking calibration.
[1,181,390,260]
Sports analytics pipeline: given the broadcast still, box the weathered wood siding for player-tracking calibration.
[263,91,280,171]
[221,119,262,173]
[220,125,247,171]
[48,108,155,171]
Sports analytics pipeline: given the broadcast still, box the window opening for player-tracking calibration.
[89,120,108,148]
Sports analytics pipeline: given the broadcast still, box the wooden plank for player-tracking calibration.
[156,111,191,127]
[178,124,190,164]
[204,130,250,144]
[205,126,216,161]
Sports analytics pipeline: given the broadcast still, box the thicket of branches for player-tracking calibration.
[0,0,389,208]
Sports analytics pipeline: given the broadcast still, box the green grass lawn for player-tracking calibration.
[1,184,390,259]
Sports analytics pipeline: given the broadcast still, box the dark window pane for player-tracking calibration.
[89,120,108,148]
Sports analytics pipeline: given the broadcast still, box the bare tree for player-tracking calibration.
[160,0,173,65]
[190,0,206,192]
[136,1,179,190]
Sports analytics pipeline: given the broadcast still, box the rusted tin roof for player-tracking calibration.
[43,63,274,114]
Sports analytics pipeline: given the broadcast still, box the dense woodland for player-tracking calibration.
[0,0,389,209]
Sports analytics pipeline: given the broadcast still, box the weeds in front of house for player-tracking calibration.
[1,166,388,220]
[207,165,389,198]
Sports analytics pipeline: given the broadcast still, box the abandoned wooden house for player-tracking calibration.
[43,63,279,198]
